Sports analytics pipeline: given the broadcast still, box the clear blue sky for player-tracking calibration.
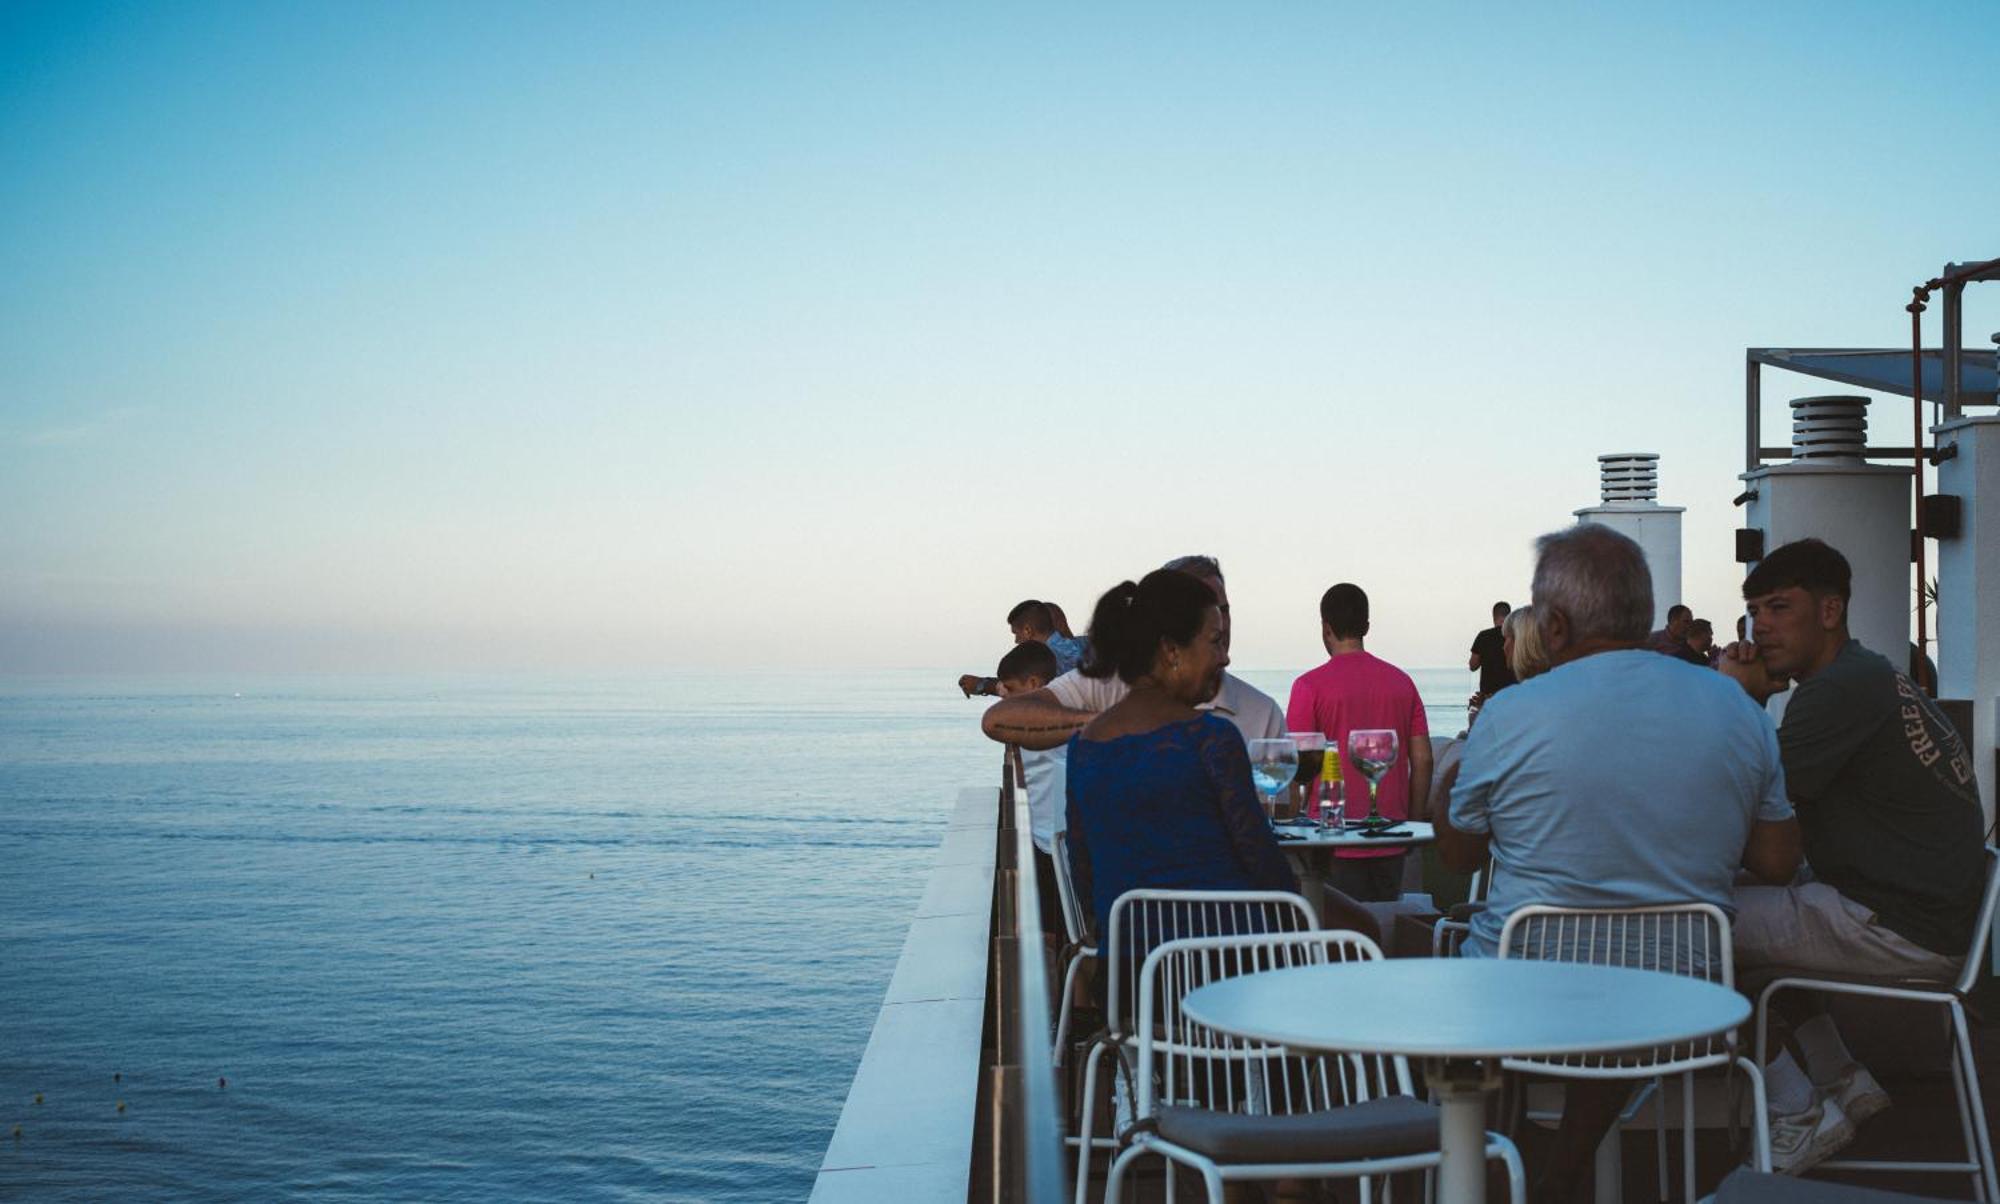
[3,1,1996,673]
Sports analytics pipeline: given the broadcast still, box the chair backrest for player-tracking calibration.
[1953,845,2000,997]
[1497,902,1735,1074]
[1050,830,1090,949]
[1134,930,1399,1121]
[1104,889,1319,1034]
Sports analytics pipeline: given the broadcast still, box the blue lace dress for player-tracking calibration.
[1064,713,1299,948]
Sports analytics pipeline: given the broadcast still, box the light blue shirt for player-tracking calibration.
[1450,649,1793,958]
[1045,631,1087,675]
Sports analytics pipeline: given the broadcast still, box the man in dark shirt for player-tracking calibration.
[1467,600,1516,699]
[1646,603,1707,664]
[1688,617,1720,667]
[1720,538,1985,1174]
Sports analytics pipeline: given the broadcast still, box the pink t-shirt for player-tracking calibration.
[1286,651,1430,859]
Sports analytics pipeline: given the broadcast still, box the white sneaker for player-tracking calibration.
[1770,1095,1856,1176]
[1828,1065,1891,1127]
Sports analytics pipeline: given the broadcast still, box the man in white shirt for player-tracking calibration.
[979,555,1285,751]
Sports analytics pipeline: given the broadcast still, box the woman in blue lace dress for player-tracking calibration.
[1063,568,1298,949]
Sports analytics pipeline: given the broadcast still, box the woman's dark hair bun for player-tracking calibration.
[1079,569,1216,683]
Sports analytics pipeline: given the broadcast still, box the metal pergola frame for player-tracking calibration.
[1740,257,2000,683]
[1743,345,1999,473]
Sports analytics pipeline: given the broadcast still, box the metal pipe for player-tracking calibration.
[1899,254,1998,693]
[1910,293,1928,690]
[1928,256,2000,291]
[1746,357,1762,474]
[1944,280,1964,419]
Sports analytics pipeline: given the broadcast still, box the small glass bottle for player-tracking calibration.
[1320,747,1346,831]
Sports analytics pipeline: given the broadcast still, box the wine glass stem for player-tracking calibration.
[1367,782,1381,821]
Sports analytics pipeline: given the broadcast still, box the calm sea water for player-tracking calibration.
[1,667,1472,1201]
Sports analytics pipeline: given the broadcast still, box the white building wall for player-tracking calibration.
[1741,461,1912,683]
[1933,415,2000,827]
[1572,504,1684,629]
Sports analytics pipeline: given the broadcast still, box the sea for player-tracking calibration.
[0,667,1474,1202]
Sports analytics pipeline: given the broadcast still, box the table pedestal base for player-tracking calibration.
[1426,1057,1501,1204]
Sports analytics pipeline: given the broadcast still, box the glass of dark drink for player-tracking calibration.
[1287,731,1326,824]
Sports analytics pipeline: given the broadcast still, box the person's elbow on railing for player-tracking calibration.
[979,687,1095,751]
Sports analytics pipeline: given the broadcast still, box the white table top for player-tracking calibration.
[1181,958,1748,1059]
[1271,819,1435,849]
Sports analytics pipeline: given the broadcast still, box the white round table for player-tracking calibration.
[1180,958,1749,1204]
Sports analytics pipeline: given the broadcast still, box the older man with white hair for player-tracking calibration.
[1435,523,1802,1202]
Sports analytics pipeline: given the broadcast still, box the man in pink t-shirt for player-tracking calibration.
[1286,582,1432,902]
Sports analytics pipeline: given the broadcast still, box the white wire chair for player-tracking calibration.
[1050,830,1096,1070]
[1431,858,1491,958]
[1105,929,1525,1204]
[1072,888,1319,1204]
[1753,846,2000,1201]
[1496,902,1772,1203]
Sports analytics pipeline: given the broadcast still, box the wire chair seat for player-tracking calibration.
[1752,846,2000,1201]
[1069,887,1320,1204]
[1496,902,1771,1202]
[1432,858,1491,958]
[1049,829,1097,1071]
[1499,903,1742,1078]
[1104,928,1524,1204]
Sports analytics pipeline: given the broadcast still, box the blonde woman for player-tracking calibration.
[1504,604,1551,682]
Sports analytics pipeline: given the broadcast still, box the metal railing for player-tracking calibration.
[970,749,1067,1202]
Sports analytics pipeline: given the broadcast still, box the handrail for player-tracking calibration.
[970,750,1066,1202]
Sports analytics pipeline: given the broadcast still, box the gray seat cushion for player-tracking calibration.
[1154,1095,1440,1163]
[1715,1168,1952,1204]
[1735,964,1957,996]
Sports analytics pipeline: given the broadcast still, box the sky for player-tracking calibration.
[2,0,1997,675]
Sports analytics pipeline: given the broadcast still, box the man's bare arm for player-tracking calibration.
[981,687,1097,751]
[1406,736,1434,822]
[1468,652,1481,671]
[1741,817,1803,885]
[1717,641,1786,704]
[1430,760,1489,872]
[1435,808,1489,874]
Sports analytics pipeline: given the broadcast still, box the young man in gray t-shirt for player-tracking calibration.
[1722,537,1985,1174]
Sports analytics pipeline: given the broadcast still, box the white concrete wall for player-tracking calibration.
[1934,415,2000,828]
[1742,461,1912,673]
[811,787,994,1202]
[1573,504,1685,629]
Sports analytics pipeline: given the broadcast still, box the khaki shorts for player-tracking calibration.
[1734,881,1960,984]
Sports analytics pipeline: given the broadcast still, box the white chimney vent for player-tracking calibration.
[1598,453,1659,504]
[1575,452,1683,628]
[1790,395,1870,461]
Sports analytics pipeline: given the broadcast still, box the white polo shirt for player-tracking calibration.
[1045,669,1283,748]
[1021,744,1066,854]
